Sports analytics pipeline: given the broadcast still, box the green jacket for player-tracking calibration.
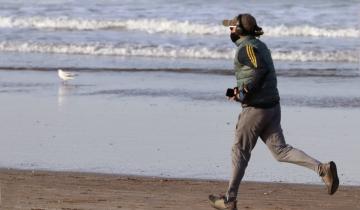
[234,36,280,108]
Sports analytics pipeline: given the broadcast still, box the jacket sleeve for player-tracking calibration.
[237,45,268,93]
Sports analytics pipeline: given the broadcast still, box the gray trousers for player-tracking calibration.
[226,104,321,199]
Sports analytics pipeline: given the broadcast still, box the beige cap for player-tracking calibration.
[222,16,238,27]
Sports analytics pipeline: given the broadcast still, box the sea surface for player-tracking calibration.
[0,0,360,185]
[0,0,359,72]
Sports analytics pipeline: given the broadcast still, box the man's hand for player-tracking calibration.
[227,87,247,102]
[227,87,239,101]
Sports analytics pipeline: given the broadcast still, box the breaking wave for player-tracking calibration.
[0,16,359,38]
[0,41,358,63]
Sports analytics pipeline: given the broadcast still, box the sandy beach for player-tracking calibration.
[0,169,359,210]
[1,70,359,210]
[0,1,359,209]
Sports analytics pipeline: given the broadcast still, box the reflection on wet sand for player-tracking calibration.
[57,83,95,107]
[57,83,77,107]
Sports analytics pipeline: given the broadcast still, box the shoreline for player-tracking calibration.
[1,168,359,210]
[1,167,360,187]
[0,66,358,78]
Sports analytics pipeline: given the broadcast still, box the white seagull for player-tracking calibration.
[58,69,77,82]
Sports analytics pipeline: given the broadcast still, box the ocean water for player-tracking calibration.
[0,0,359,71]
[0,1,360,184]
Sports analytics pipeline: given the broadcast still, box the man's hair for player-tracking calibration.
[237,14,264,37]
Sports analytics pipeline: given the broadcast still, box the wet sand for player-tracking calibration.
[0,169,359,210]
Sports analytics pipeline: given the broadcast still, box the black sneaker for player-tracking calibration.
[208,194,237,210]
[319,161,339,195]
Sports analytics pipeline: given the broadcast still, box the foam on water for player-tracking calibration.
[0,16,359,38]
[271,50,359,63]
[0,41,357,63]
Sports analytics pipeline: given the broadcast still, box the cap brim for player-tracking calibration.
[222,19,238,27]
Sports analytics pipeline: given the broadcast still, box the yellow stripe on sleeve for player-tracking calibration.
[246,45,257,68]
[245,45,252,62]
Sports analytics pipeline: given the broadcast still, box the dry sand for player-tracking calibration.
[0,169,359,210]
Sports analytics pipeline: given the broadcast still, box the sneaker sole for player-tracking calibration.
[208,200,224,210]
[329,161,339,195]
[208,201,237,210]
[208,195,224,210]
[208,196,237,210]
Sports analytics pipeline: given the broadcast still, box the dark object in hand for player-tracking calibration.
[226,88,235,97]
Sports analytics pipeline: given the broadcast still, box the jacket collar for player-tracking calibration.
[234,36,255,47]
